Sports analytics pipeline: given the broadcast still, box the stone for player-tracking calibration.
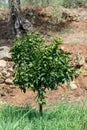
[6,87,13,93]
[0,93,6,96]
[78,57,85,66]
[84,64,87,70]
[59,45,65,51]
[70,81,78,90]
[7,61,14,68]
[85,57,87,62]
[8,67,13,72]
[61,10,74,21]
[0,60,7,67]
[83,73,87,77]
[0,67,3,71]
[1,75,6,80]
[5,78,13,85]
[9,85,16,89]
[0,46,11,60]
[6,72,11,78]
[0,78,4,84]
[1,70,7,76]
[0,72,2,77]
[0,101,6,104]
[75,56,85,67]
[0,83,5,89]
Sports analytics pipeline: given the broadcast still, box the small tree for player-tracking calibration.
[11,32,75,116]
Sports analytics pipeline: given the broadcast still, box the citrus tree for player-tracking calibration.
[11,32,75,116]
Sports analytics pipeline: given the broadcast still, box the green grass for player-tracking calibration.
[0,100,87,130]
[21,0,87,8]
[1,0,87,8]
[60,29,74,34]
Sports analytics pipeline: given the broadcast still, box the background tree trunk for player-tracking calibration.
[9,0,33,37]
[8,0,20,35]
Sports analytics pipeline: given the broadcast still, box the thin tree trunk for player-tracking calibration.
[39,103,43,117]
[38,90,43,117]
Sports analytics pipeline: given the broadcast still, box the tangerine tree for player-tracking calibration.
[11,32,75,116]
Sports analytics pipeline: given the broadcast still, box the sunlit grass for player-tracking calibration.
[60,29,74,34]
[0,100,87,130]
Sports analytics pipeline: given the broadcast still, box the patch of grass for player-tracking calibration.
[21,0,87,8]
[1,0,87,8]
[63,0,87,8]
[21,0,64,7]
[60,29,74,34]
[0,100,87,130]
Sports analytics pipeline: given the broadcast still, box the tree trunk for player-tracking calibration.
[38,89,44,117]
[16,0,21,12]
[9,0,17,35]
[9,0,33,37]
[39,103,43,117]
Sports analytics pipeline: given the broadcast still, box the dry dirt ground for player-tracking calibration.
[0,7,87,107]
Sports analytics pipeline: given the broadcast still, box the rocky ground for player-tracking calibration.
[0,7,87,107]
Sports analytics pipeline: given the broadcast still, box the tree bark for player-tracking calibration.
[9,0,33,37]
[39,103,43,117]
[38,89,44,117]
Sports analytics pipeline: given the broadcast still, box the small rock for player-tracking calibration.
[0,46,11,60]
[0,93,6,96]
[0,67,3,71]
[0,101,6,104]
[84,64,87,70]
[85,57,87,62]
[9,85,16,89]
[6,87,13,93]
[0,72,2,77]
[7,61,14,68]
[8,68,13,72]
[61,10,74,22]
[0,78,4,84]
[78,57,85,66]
[83,73,87,77]
[70,81,78,90]
[5,78,13,85]
[1,70,7,76]
[59,45,65,51]
[1,69,11,79]
[0,60,7,67]
[1,75,6,80]
[75,56,85,67]
[0,83,5,89]
[6,72,11,78]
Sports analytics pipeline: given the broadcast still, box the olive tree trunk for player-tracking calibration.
[9,0,33,37]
